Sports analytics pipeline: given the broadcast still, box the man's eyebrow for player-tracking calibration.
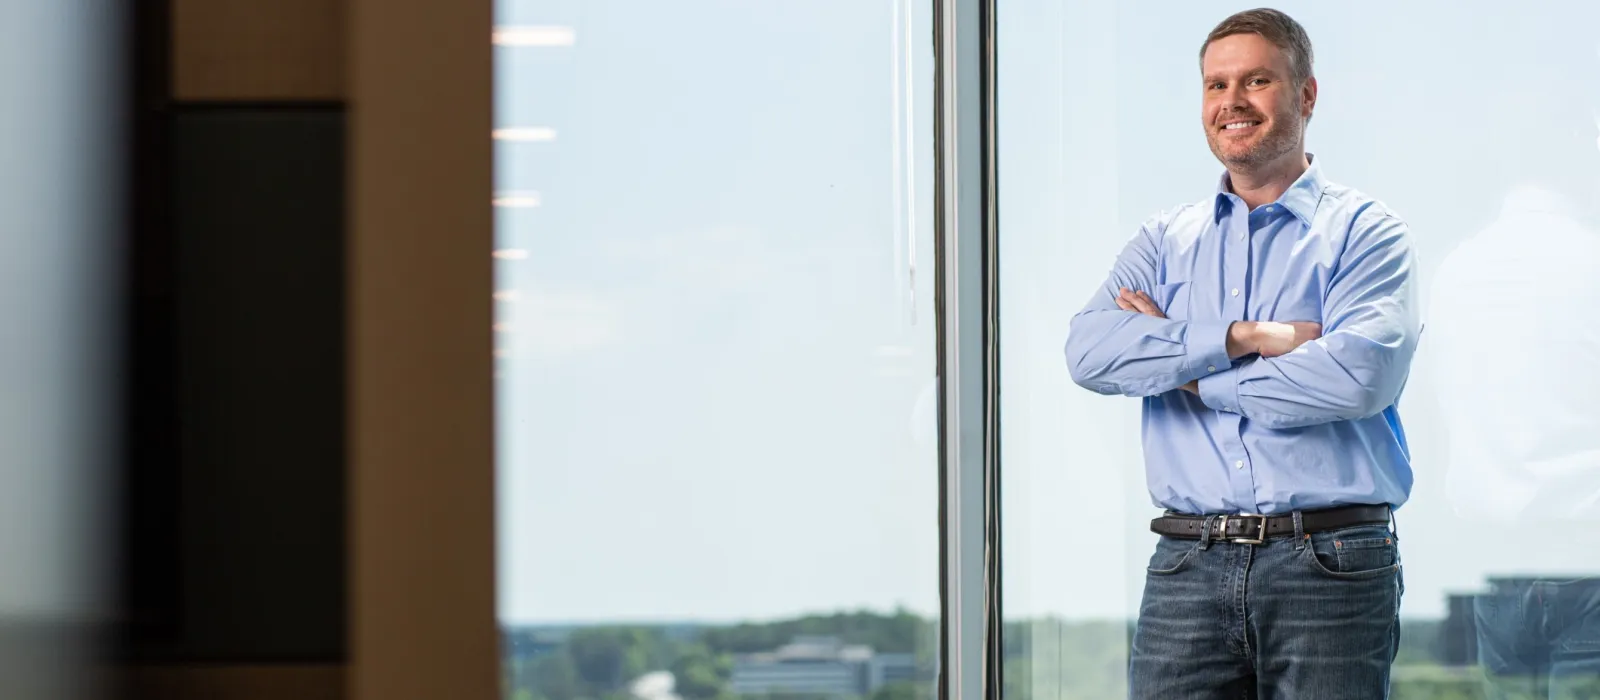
[1202,68,1280,83]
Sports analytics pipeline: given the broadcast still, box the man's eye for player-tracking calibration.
[1250,78,1269,87]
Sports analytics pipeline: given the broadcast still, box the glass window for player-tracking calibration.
[1000,2,1600,698]
[494,2,941,700]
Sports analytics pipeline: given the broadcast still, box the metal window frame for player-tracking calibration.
[933,0,1000,698]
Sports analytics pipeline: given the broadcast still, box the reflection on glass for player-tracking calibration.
[493,2,940,700]
[1002,2,1600,699]
[1426,40,1600,695]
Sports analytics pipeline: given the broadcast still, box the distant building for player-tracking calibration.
[730,635,923,697]
[868,652,919,688]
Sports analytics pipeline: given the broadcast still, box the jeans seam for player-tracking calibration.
[1235,545,1253,661]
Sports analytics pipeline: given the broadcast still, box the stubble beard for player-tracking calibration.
[1209,102,1304,174]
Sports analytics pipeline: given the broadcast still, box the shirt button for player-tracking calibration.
[1235,460,1245,469]
[1208,365,1217,372]
[1231,288,1240,297]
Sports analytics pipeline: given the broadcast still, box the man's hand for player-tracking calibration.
[1115,288,1165,318]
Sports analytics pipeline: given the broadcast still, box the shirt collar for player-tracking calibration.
[1213,154,1327,226]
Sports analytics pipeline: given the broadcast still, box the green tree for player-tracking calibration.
[567,627,658,691]
[533,654,582,700]
[701,608,932,655]
[671,644,734,700]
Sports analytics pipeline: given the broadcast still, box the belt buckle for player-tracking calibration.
[1230,514,1268,545]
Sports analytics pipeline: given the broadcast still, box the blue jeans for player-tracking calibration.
[1129,517,1404,699]
[1475,577,1600,699]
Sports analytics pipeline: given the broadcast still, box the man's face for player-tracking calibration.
[1201,33,1315,172]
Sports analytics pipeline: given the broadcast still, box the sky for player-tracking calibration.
[493,0,1600,627]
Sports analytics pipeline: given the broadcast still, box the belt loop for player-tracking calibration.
[1199,515,1216,550]
[1292,510,1307,550]
[1389,505,1398,540]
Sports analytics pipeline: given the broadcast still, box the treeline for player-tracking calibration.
[699,608,933,655]
[503,608,936,700]
[506,614,1467,700]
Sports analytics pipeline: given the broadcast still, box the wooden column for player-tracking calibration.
[347,0,497,699]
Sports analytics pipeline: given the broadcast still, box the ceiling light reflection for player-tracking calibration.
[493,26,576,47]
[493,127,558,142]
[493,191,542,208]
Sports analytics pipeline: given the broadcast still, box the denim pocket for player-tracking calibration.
[1563,637,1600,653]
[1303,525,1398,580]
[1146,537,1198,575]
[1563,609,1600,653]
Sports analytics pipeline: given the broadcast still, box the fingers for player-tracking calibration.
[1115,288,1138,312]
[1118,289,1165,319]
[1117,289,1148,315]
[1135,291,1162,315]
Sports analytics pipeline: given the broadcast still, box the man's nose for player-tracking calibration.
[1217,86,1251,112]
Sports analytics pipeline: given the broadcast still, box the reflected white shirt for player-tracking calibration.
[1429,185,1600,523]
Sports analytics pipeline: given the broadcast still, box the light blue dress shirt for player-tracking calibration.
[1065,157,1419,516]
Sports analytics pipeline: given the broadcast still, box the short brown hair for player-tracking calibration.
[1199,8,1314,85]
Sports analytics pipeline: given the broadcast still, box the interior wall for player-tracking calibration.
[124,0,351,696]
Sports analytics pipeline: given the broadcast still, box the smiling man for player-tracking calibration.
[1063,8,1420,699]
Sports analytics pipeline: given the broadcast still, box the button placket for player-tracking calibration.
[1212,223,1254,501]
[1227,210,1249,320]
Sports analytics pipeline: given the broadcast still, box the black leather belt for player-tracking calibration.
[1150,504,1392,544]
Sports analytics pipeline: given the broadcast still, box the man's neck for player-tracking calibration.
[1227,151,1310,210]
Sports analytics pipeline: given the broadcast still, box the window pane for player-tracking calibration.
[494,3,941,700]
[1000,2,1600,698]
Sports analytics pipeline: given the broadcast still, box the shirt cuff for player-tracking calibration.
[1198,360,1243,413]
[1185,320,1234,383]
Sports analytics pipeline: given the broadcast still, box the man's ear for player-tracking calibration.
[1301,76,1319,120]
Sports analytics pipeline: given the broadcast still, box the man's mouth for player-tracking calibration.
[1221,119,1262,131]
